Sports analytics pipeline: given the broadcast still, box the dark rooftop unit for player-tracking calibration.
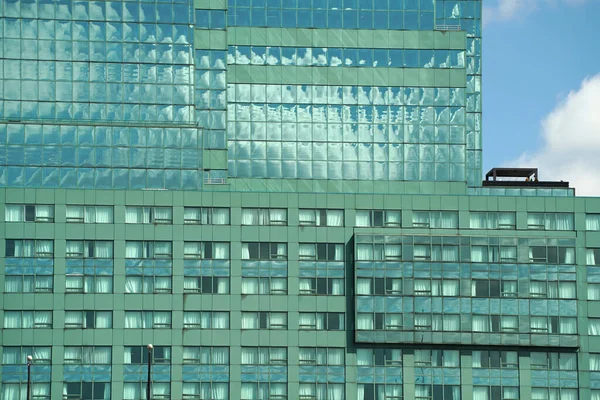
[483,168,570,188]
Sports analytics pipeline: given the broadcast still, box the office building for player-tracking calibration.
[1,0,599,399]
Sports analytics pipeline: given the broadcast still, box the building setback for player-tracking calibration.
[0,1,599,400]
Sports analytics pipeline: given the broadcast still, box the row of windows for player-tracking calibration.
[6,205,595,231]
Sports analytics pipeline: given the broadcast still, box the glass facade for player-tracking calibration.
[0,1,596,400]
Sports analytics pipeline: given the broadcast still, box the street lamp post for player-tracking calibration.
[26,355,33,400]
[146,344,153,400]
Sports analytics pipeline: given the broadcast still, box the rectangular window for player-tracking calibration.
[183,242,230,259]
[183,311,230,329]
[183,382,228,400]
[413,244,459,262]
[124,311,172,329]
[241,383,287,400]
[4,275,53,293]
[589,283,600,300]
[590,353,600,371]
[66,205,113,223]
[299,209,344,227]
[3,311,52,328]
[529,280,576,299]
[241,347,287,365]
[184,276,229,294]
[123,382,170,400]
[589,318,600,335]
[470,244,517,263]
[356,349,402,366]
[183,347,229,364]
[414,314,460,332]
[531,388,577,400]
[125,241,172,259]
[527,212,574,230]
[241,277,287,295]
[299,277,344,295]
[356,277,402,296]
[2,346,52,364]
[299,384,344,400]
[355,210,401,227]
[299,312,344,330]
[471,279,518,298]
[530,352,576,370]
[356,313,402,331]
[63,382,111,400]
[64,311,112,329]
[66,273,112,294]
[355,241,402,261]
[473,387,520,400]
[241,312,287,329]
[125,206,173,224]
[242,208,288,225]
[472,351,518,368]
[472,315,519,333]
[587,214,600,231]
[412,211,458,228]
[414,279,460,296]
[64,347,111,364]
[242,242,287,260]
[5,239,54,257]
[414,350,459,367]
[529,245,575,264]
[299,348,344,365]
[184,207,230,224]
[469,212,516,229]
[587,249,600,266]
[530,316,577,334]
[2,383,50,400]
[299,243,344,261]
[65,241,113,258]
[125,346,171,364]
[125,275,171,294]
[5,204,54,222]
[415,385,460,400]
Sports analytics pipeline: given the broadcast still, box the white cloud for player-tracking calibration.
[507,74,600,196]
[483,0,589,25]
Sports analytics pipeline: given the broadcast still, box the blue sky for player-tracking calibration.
[482,0,600,194]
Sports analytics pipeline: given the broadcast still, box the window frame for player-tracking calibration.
[125,206,173,224]
[298,208,344,227]
[5,204,55,223]
[183,206,230,225]
[65,205,114,224]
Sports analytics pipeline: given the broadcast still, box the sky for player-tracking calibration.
[482,0,600,195]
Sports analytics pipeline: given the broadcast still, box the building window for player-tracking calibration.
[66,205,113,223]
[471,279,518,298]
[183,382,228,400]
[473,387,519,400]
[472,351,518,368]
[299,384,345,400]
[414,279,459,296]
[589,318,600,335]
[65,311,112,329]
[64,346,111,364]
[413,244,459,261]
[530,352,576,370]
[184,207,230,224]
[299,347,344,366]
[66,240,113,258]
[587,214,600,231]
[183,347,229,364]
[589,284,600,300]
[4,274,52,293]
[241,312,287,329]
[356,277,402,296]
[5,239,53,257]
[527,213,574,230]
[241,383,287,400]
[299,313,344,330]
[125,241,172,259]
[125,346,171,364]
[299,209,344,227]
[299,277,344,296]
[529,245,575,264]
[299,243,344,261]
[2,346,51,400]
[412,211,458,228]
[530,280,576,299]
[469,212,516,229]
[241,347,287,365]
[415,350,459,367]
[356,349,402,366]
[125,206,173,224]
[242,242,287,260]
[587,249,600,266]
[415,314,460,331]
[356,313,402,331]
[183,312,230,329]
[591,354,600,371]
[184,242,230,259]
[63,382,111,400]
[530,388,577,400]
[124,311,172,329]
[3,311,52,328]
[472,315,518,333]
[5,204,54,222]
[123,383,170,400]
[355,241,401,261]
[184,276,229,294]
[355,210,401,227]
[66,273,112,294]
[357,384,402,400]
[470,245,517,262]
[530,317,577,334]
[242,276,287,295]
[125,275,171,294]
[242,208,288,225]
